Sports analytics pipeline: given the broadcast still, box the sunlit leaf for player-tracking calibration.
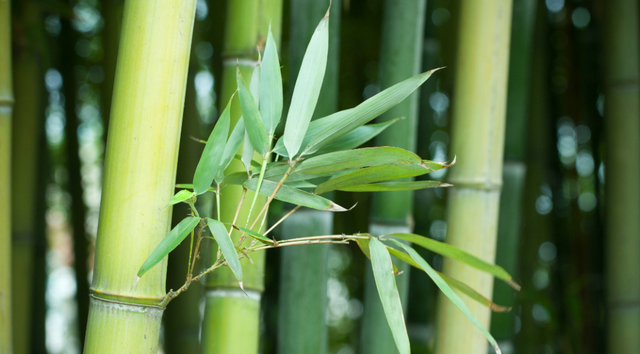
[193,96,232,195]
[387,239,501,354]
[137,217,200,278]
[283,10,330,158]
[338,180,450,192]
[369,238,410,354]
[311,118,400,156]
[260,25,283,134]
[295,147,423,176]
[216,117,246,184]
[207,218,242,282]
[237,66,269,155]
[166,189,195,208]
[244,178,347,212]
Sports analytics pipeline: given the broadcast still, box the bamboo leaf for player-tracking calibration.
[385,233,520,290]
[303,68,441,155]
[193,95,232,195]
[311,118,400,156]
[386,239,501,354]
[284,180,316,189]
[368,238,410,354]
[260,25,283,134]
[338,180,450,192]
[295,147,423,175]
[242,128,256,173]
[216,117,246,184]
[232,224,273,244]
[315,163,433,195]
[244,178,347,211]
[283,10,330,158]
[137,217,200,278]
[207,218,242,282]
[237,66,269,155]
[250,64,260,104]
[166,189,195,208]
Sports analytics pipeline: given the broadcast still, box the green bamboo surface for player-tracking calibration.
[434,1,512,353]
[277,1,340,353]
[603,0,640,352]
[491,0,537,343]
[201,1,282,352]
[359,1,426,353]
[100,0,123,140]
[83,0,197,351]
[10,3,41,353]
[515,2,553,350]
[0,0,12,351]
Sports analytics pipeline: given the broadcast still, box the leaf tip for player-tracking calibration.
[444,155,457,167]
[490,303,512,313]
[440,183,454,187]
[239,280,247,296]
[494,344,502,354]
[132,275,141,290]
[324,0,331,18]
[326,201,347,212]
[507,278,521,291]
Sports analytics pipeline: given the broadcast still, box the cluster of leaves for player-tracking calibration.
[135,8,517,354]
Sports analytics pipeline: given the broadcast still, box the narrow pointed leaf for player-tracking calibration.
[232,225,273,244]
[284,181,316,189]
[338,180,450,192]
[283,12,330,157]
[237,67,269,155]
[244,178,347,211]
[260,26,283,134]
[369,238,410,354]
[193,96,232,194]
[311,118,400,156]
[295,147,423,176]
[304,68,441,155]
[137,217,200,277]
[207,218,242,281]
[216,117,246,184]
[385,233,520,290]
[315,163,433,195]
[250,65,260,104]
[242,129,256,173]
[387,239,501,354]
[166,189,195,207]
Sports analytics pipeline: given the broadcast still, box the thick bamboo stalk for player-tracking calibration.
[83,0,197,351]
[100,0,123,141]
[434,1,512,353]
[603,0,640,352]
[360,1,426,353]
[201,1,282,352]
[491,0,537,344]
[10,3,42,353]
[277,2,341,353]
[0,0,13,351]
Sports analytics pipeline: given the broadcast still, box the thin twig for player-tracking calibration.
[249,162,295,230]
[264,205,301,236]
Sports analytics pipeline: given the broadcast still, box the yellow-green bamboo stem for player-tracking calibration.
[10,3,41,353]
[0,0,13,351]
[100,0,123,141]
[83,0,197,351]
[434,1,512,353]
[603,0,640,352]
[200,1,281,352]
[491,0,537,344]
[360,1,426,353]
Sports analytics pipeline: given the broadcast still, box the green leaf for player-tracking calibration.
[260,26,283,134]
[232,225,273,244]
[241,128,256,173]
[368,238,410,354]
[338,180,450,192]
[216,117,246,184]
[244,178,347,211]
[137,217,200,278]
[237,66,269,155]
[295,147,423,176]
[166,190,195,208]
[315,163,433,195]
[207,218,242,282]
[311,118,400,156]
[193,96,232,195]
[284,180,317,189]
[303,68,441,155]
[283,11,330,158]
[250,64,260,104]
[385,233,520,290]
[387,239,501,354]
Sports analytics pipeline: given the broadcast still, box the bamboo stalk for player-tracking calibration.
[359,1,426,353]
[100,0,123,141]
[490,0,537,344]
[277,3,341,352]
[0,0,13,351]
[82,0,197,351]
[10,3,42,353]
[434,1,512,353]
[201,1,282,352]
[603,0,640,352]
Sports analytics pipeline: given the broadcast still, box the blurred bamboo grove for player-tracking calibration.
[1,0,631,353]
